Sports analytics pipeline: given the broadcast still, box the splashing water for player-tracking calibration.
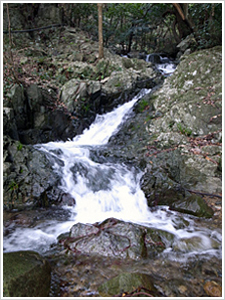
[3,89,221,260]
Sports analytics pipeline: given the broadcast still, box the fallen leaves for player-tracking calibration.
[193,86,221,108]
[194,86,204,91]
[145,146,178,157]
[204,155,218,164]
[187,134,221,164]
[145,130,221,166]
[114,286,154,297]
[203,281,222,297]
[209,114,222,122]
[190,147,201,154]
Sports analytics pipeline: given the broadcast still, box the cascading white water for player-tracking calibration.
[146,54,176,76]
[156,61,176,75]
[41,91,151,224]
[3,89,222,259]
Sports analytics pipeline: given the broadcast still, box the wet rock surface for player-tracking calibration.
[98,272,161,297]
[61,218,166,260]
[169,194,214,218]
[4,84,78,144]
[3,251,51,297]
[3,136,63,209]
[48,250,222,297]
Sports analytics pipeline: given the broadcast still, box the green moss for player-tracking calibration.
[137,98,149,112]
[3,251,51,297]
[98,272,157,297]
[177,122,192,136]
[145,115,154,122]
[37,56,47,64]
[79,66,93,79]
[9,180,18,191]
[17,142,23,151]
[149,94,158,100]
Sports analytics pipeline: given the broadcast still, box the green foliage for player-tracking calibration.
[103,3,158,51]
[177,122,192,136]
[169,120,175,129]
[9,180,18,191]
[4,3,222,62]
[145,115,154,122]
[189,3,222,49]
[114,82,121,87]
[103,3,221,52]
[17,142,23,151]
[80,98,90,113]
[79,67,92,79]
[137,98,149,112]
[62,3,98,37]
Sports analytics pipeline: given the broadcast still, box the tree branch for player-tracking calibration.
[173,3,185,20]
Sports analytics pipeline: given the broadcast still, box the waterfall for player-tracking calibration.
[39,89,152,225]
[3,89,221,259]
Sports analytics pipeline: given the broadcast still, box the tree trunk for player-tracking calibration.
[97,3,104,59]
[173,3,185,20]
[127,27,134,53]
[172,3,194,39]
[6,4,20,84]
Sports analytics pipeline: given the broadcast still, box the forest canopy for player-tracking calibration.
[61,2,222,53]
[3,2,222,55]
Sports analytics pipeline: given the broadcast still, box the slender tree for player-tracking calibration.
[5,3,20,84]
[97,3,104,59]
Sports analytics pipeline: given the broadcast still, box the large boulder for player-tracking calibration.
[36,3,62,27]
[170,195,214,218]
[58,54,161,132]
[151,46,222,137]
[4,84,78,144]
[108,46,222,200]
[61,218,166,260]
[176,34,198,58]
[60,78,102,125]
[3,136,63,210]
[145,46,222,194]
[10,84,28,130]
[3,251,51,297]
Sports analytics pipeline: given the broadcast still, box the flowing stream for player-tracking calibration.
[146,54,176,76]
[3,88,222,261]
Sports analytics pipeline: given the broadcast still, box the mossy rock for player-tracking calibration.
[122,57,134,69]
[95,59,113,78]
[3,251,51,297]
[98,272,159,297]
[169,195,214,218]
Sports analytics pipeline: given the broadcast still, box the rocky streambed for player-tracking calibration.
[3,25,222,298]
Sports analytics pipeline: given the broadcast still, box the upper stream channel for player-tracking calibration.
[3,59,222,296]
